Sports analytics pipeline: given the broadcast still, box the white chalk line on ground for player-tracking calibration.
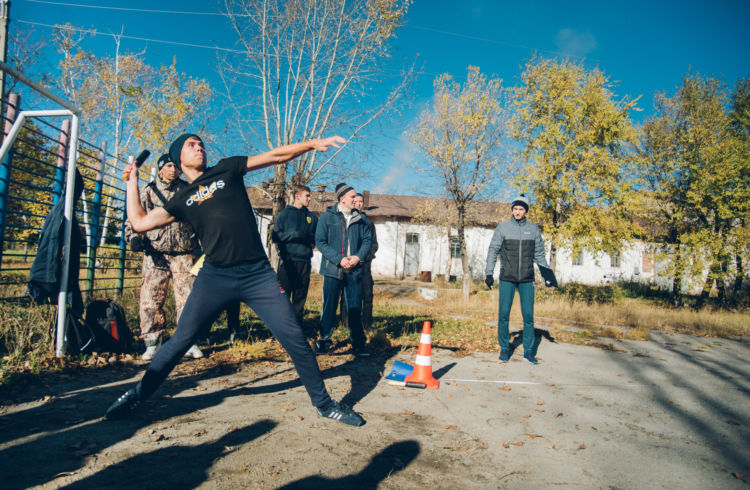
[444,378,542,385]
[443,378,664,388]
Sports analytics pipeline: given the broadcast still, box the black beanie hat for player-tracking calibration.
[157,153,171,170]
[511,194,529,211]
[335,182,354,201]
[168,133,202,169]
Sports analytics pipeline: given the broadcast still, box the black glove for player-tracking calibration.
[485,275,494,289]
[130,236,149,253]
[294,230,308,240]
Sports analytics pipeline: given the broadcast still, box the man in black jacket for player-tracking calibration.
[353,192,378,329]
[272,185,317,322]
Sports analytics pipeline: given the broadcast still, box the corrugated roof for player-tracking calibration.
[245,187,508,227]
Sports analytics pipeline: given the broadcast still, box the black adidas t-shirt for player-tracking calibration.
[163,157,266,267]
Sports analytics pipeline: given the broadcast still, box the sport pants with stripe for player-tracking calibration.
[137,259,332,408]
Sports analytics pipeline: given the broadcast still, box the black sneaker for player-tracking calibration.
[315,339,331,355]
[105,387,141,420]
[317,400,365,426]
[499,349,510,363]
[523,353,539,365]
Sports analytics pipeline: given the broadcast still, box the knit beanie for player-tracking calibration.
[168,133,202,170]
[335,182,354,201]
[157,153,171,171]
[511,194,529,212]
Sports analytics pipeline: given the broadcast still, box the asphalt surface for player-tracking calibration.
[1,331,748,488]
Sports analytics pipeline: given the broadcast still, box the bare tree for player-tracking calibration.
[410,66,507,300]
[217,0,413,263]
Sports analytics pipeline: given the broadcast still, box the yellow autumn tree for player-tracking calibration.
[410,66,507,300]
[511,56,640,272]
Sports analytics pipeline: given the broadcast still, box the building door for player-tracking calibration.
[404,233,420,276]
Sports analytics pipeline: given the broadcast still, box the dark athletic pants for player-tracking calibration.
[276,259,311,321]
[497,280,535,353]
[137,259,331,408]
[337,263,373,329]
[360,262,374,329]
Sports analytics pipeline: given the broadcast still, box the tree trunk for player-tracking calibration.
[267,165,288,270]
[733,253,744,305]
[671,244,683,307]
[697,261,714,309]
[457,202,471,301]
[548,197,562,271]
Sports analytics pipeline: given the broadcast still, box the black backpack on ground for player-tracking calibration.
[84,300,133,353]
[61,310,96,355]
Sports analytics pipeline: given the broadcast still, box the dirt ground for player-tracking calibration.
[1,323,749,489]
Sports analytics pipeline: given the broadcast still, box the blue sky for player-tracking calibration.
[13,0,750,197]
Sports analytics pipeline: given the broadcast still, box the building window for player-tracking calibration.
[450,236,462,258]
[572,251,584,266]
[406,233,419,244]
[610,250,621,268]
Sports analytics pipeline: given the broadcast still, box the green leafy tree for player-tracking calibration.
[511,56,640,271]
[410,66,507,300]
[640,72,750,306]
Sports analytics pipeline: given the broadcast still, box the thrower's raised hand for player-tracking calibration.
[313,136,346,152]
[122,161,136,182]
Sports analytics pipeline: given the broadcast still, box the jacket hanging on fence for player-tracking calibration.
[27,169,85,318]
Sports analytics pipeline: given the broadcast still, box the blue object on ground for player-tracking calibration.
[385,360,414,381]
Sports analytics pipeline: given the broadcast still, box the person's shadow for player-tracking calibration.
[61,420,277,489]
[509,328,556,356]
[278,440,420,489]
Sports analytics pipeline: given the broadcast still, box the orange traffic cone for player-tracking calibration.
[405,320,439,389]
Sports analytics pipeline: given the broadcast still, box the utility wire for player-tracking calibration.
[22,0,593,62]
[17,19,252,54]
[23,0,244,16]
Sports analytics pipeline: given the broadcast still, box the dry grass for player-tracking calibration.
[2,275,748,383]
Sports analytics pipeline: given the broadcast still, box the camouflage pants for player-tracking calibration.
[139,252,195,343]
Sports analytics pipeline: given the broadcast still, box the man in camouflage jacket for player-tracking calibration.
[125,153,201,360]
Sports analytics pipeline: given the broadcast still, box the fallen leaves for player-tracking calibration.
[502,386,511,392]
[444,425,457,430]
[525,433,543,439]
[578,443,586,450]
[193,429,207,437]
[554,412,564,418]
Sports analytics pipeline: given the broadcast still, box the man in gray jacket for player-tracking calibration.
[484,195,553,364]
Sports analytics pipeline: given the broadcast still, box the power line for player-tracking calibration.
[24,0,597,62]
[22,0,242,16]
[17,19,252,54]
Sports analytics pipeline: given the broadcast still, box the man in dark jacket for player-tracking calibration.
[315,183,372,356]
[484,195,552,365]
[272,185,317,322]
[353,192,378,329]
